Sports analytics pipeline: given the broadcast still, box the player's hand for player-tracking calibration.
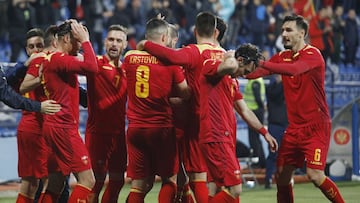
[69,19,89,43]
[224,50,235,59]
[169,97,184,106]
[136,40,147,51]
[264,133,278,152]
[40,100,61,114]
[25,52,46,67]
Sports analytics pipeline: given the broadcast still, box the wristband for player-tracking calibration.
[258,126,268,136]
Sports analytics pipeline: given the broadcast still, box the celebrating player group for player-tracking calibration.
[6,9,345,203]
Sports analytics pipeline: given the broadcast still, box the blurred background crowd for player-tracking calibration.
[0,0,359,69]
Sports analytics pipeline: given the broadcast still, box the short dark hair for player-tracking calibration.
[56,21,72,37]
[195,12,217,38]
[216,16,227,43]
[283,15,309,37]
[145,18,168,40]
[26,28,44,40]
[44,25,57,47]
[108,24,128,35]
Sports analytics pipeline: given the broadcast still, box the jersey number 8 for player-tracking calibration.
[135,65,150,98]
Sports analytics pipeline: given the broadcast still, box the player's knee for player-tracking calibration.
[228,184,242,197]
[77,170,96,188]
[306,168,325,186]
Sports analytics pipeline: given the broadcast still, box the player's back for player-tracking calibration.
[123,50,185,128]
[176,43,224,114]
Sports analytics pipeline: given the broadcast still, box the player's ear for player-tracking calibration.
[161,33,167,44]
[214,28,219,40]
[63,33,71,43]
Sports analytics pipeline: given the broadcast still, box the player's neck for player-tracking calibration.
[292,41,306,53]
[196,37,216,46]
[106,55,120,67]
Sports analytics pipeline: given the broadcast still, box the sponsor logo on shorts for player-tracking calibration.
[234,169,241,180]
[309,161,323,166]
[81,156,89,165]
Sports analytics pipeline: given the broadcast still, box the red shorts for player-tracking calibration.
[181,117,207,173]
[85,132,127,174]
[43,124,91,175]
[200,142,241,187]
[126,127,178,179]
[277,122,331,170]
[17,130,49,178]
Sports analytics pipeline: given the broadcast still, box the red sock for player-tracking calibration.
[318,177,345,203]
[158,182,177,203]
[101,179,124,203]
[90,180,104,203]
[68,184,91,203]
[126,188,145,203]
[277,184,294,203]
[209,190,235,203]
[189,181,208,203]
[40,190,60,203]
[16,193,33,203]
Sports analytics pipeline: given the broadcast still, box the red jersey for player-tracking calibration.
[144,41,224,115]
[86,56,127,134]
[17,56,47,133]
[42,42,98,128]
[249,45,330,127]
[199,59,238,144]
[123,50,185,128]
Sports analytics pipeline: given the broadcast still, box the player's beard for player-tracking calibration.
[107,48,120,59]
[284,44,292,49]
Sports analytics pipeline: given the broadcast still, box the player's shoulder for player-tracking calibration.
[96,55,109,66]
[195,43,223,53]
[301,45,322,56]
[44,52,61,63]
[124,50,149,58]
[30,54,46,66]
[96,55,104,62]
[278,49,292,57]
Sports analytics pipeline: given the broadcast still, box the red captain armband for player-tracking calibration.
[258,127,268,136]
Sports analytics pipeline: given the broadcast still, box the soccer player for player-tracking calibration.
[244,15,345,203]
[123,18,190,203]
[205,16,277,202]
[85,24,128,203]
[41,19,98,203]
[137,12,220,203]
[14,26,60,203]
[198,43,278,203]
